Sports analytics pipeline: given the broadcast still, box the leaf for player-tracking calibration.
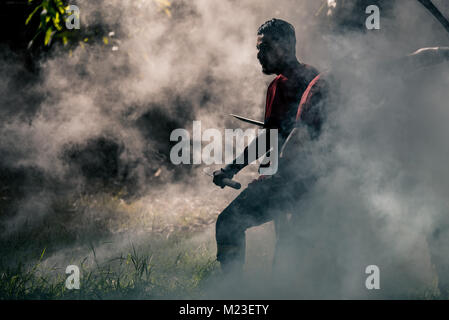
[40,247,46,260]
[27,39,34,50]
[25,4,43,25]
[27,28,42,50]
[53,12,62,31]
[44,26,53,46]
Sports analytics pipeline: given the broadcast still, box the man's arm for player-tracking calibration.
[385,47,449,73]
[407,47,449,68]
[213,130,271,188]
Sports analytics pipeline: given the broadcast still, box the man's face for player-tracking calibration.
[257,34,285,75]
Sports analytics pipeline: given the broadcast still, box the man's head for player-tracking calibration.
[257,18,297,75]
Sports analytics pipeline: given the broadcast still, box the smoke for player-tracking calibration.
[1,0,449,298]
[201,0,449,298]
[259,0,449,298]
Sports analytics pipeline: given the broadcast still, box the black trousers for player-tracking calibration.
[215,176,304,271]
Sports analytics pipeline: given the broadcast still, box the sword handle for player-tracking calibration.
[222,178,241,190]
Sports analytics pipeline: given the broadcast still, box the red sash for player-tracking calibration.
[296,74,322,122]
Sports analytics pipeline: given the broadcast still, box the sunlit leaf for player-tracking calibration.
[25,4,43,25]
[26,0,173,50]
[44,26,53,46]
[40,248,46,260]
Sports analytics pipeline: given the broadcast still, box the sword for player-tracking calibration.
[230,114,264,127]
[229,114,271,169]
[417,0,449,35]
[203,167,241,190]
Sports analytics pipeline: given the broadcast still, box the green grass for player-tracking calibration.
[0,239,220,300]
[0,191,222,300]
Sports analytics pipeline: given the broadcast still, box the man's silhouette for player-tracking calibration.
[212,19,328,273]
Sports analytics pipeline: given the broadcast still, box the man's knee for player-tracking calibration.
[216,207,231,229]
[216,205,243,241]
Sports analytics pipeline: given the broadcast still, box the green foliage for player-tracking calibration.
[25,0,173,51]
[26,0,71,49]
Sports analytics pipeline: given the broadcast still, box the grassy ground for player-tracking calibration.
[0,180,443,300]
[0,238,220,299]
[0,188,229,299]
[0,168,279,300]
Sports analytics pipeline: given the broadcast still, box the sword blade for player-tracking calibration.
[230,114,264,127]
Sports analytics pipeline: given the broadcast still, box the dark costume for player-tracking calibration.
[215,63,328,270]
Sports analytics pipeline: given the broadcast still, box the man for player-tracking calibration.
[212,19,328,273]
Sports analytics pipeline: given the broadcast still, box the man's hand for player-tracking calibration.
[213,166,237,189]
[402,47,449,70]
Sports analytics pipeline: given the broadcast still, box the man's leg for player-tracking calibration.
[215,179,274,273]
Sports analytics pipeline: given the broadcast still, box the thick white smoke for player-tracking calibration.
[1,0,449,298]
